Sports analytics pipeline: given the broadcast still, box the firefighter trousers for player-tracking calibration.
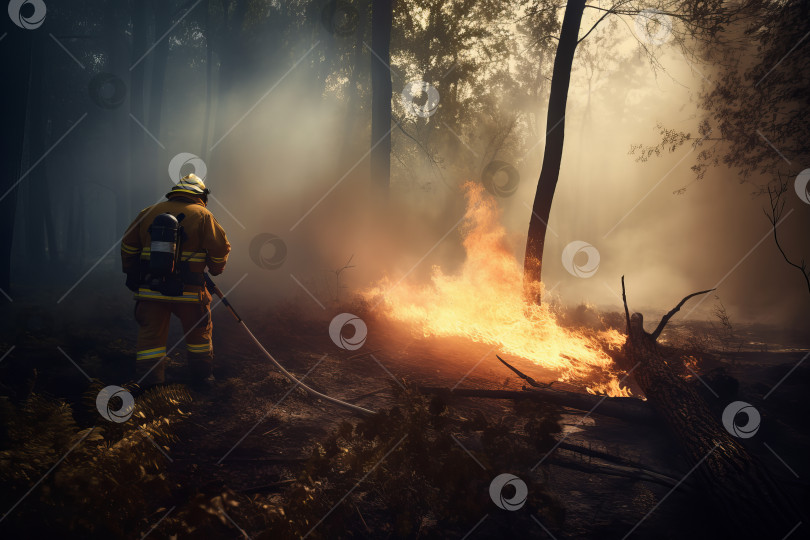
[134,300,213,384]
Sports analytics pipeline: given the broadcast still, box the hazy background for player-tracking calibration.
[4,0,809,335]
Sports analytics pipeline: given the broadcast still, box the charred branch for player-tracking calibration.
[766,177,810,295]
[496,354,553,388]
[418,386,655,422]
[548,453,686,491]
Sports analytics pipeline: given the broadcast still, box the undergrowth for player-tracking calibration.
[2,379,566,539]
[0,384,191,538]
[197,383,566,539]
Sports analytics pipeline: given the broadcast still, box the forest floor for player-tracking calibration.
[1,298,808,539]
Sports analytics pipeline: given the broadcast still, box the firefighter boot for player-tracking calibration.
[174,302,214,383]
[139,356,168,387]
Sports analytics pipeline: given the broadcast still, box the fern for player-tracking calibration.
[0,385,191,537]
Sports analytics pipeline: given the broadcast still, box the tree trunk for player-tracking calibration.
[523,0,586,303]
[106,0,131,233]
[212,0,248,145]
[130,0,149,210]
[147,0,170,193]
[623,310,803,537]
[201,0,213,160]
[26,38,48,273]
[338,0,368,168]
[370,0,393,198]
[0,22,34,293]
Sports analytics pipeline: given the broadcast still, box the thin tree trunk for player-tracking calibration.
[201,0,213,160]
[0,22,34,293]
[338,0,367,167]
[210,0,247,194]
[26,38,47,272]
[370,0,393,197]
[107,0,131,233]
[147,0,170,193]
[212,0,248,144]
[524,0,586,303]
[130,0,149,210]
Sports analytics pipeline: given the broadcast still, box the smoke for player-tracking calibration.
[205,32,808,336]
[45,10,803,335]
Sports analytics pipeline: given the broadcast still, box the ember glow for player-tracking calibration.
[364,182,631,397]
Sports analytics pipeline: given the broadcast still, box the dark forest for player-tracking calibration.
[1,0,809,538]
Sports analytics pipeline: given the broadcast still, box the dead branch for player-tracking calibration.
[649,287,716,340]
[333,254,356,302]
[766,177,810,295]
[556,441,644,469]
[496,355,554,388]
[548,453,686,490]
[418,386,655,422]
[621,275,630,331]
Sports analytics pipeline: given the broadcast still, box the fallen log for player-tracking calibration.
[621,277,804,537]
[548,453,685,490]
[554,442,687,489]
[418,386,655,422]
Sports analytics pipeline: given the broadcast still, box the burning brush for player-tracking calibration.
[364,182,631,397]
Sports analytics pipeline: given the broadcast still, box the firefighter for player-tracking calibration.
[121,174,230,388]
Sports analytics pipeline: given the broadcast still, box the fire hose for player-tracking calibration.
[204,274,375,416]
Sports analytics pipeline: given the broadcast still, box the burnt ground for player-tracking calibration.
[1,299,809,539]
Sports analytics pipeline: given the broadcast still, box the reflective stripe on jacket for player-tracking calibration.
[121,195,230,302]
[133,287,204,303]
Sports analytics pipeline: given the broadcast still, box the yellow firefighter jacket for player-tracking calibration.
[121,195,230,303]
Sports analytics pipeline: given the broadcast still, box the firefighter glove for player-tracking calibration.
[126,271,140,292]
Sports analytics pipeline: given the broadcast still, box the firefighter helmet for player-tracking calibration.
[167,173,209,198]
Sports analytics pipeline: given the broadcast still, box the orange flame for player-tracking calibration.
[364,182,630,396]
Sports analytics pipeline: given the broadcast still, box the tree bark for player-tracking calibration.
[623,307,803,536]
[370,0,393,198]
[523,0,586,303]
